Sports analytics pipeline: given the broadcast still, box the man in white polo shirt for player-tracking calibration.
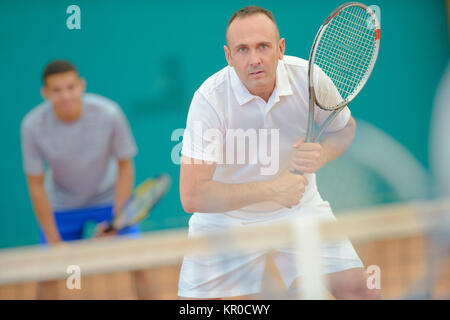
[178,6,380,299]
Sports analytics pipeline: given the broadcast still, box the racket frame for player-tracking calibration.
[104,174,171,233]
[306,1,380,143]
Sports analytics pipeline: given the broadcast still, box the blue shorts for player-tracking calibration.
[39,205,140,244]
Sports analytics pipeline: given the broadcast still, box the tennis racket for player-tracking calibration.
[294,2,380,173]
[104,173,171,232]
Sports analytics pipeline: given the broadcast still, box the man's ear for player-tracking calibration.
[79,77,86,92]
[278,38,286,60]
[41,86,48,100]
[224,45,232,67]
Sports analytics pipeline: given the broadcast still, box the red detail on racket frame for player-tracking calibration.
[332,10,341,19]
[375,28,380,40]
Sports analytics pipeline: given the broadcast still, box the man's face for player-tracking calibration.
[41,71,85,119]
[225,14,285,98]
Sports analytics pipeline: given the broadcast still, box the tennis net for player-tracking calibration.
[0,198,449,299]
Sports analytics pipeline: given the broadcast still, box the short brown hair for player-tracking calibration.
[42,60,78,84]
[227,5,279,41]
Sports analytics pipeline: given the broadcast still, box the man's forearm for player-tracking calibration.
[320,117,356,163]
[114,159,134,214]
[184,179,273,213]
[29,186,61,243]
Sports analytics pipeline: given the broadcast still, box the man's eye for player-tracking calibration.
[238,47,247,53]
[260,44,267,49]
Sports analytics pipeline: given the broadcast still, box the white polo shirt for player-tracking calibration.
[182,55,350,220]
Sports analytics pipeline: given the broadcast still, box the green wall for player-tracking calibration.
[0,0,448,248]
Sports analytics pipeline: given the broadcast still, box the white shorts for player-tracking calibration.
[177,199,364,298]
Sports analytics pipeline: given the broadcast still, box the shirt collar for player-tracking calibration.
[230,66,255,106]
[230,58,293,107]
[275,58,293,97]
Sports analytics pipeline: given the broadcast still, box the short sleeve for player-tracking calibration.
[315,106,351,133]
[314,67,351,133]
[181,91,224,162]
[111,107,138,160]
[20,119,44,175]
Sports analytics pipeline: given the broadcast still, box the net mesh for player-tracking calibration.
[314,5,378,108]
[0,200,449,300]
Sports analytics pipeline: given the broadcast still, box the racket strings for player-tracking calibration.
[116,176,171,226]
[328,8,375,72]
[323,18,372,79]
[318,7,375,96]
[319,10,374,95]
[336,9,375,70]
[314,5,377,107]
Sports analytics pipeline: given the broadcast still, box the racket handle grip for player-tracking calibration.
[290,168,304,175]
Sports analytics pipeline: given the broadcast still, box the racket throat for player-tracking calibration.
[306,85,315,143]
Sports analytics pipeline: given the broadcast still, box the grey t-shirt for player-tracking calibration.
[20,93,138,210]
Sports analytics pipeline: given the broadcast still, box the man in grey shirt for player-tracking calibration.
[20,60,151,299]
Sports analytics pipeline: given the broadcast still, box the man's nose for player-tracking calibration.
[61,89,72,100]
[249,49,262,67]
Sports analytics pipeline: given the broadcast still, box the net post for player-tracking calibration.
[291,216,327,299]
